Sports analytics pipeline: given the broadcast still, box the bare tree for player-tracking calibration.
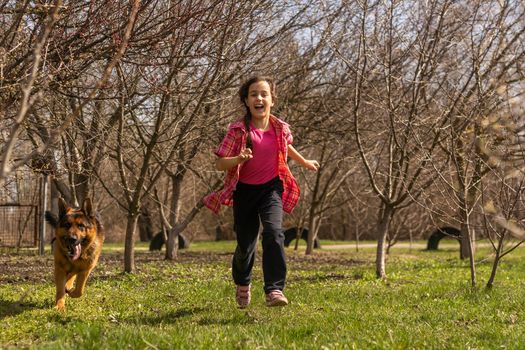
[482,171,525,288]
[475,89,525,288]
[1,0,141,187]
[300,144,354,254]
[335,0,464,278]
[426,0,525,286]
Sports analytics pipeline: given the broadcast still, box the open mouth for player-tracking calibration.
[254,104,265,112]
[65,239,84,261]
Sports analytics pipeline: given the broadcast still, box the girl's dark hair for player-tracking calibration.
[238,76,277,149]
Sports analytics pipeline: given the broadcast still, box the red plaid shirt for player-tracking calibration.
[203,115,300,214]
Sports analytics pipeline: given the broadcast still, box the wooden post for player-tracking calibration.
[39,174,48,255]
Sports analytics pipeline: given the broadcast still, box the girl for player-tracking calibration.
[203,76,319,307]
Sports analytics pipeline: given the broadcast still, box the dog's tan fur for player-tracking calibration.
[45,198,104,311]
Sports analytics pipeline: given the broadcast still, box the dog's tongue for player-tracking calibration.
[71,244,81,261]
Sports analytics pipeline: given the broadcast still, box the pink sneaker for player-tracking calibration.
[265,290,288,307]
[236,284,251,308]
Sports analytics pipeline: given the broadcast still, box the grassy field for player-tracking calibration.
[1,240,525,349]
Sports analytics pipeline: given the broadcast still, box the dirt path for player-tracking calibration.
[0,248,366,284]
[321,242,490,250]
[322,242,432,250]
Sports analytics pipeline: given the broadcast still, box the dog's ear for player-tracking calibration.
[44,211,58,228]
[58,197,68,218]
[82,198,94,217]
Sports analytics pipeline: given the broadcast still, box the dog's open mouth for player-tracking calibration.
[65,239,85,261]
[68,242,81,261]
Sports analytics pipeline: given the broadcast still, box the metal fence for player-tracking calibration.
[0,205,39,247]
[0,166,41,248]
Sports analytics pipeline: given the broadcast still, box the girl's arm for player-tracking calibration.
[215,148,253,171]
[287,145,319,171]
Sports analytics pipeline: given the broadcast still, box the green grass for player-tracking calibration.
[1,241,525,349]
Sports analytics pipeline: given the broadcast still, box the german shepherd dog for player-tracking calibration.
[45,198,104,311]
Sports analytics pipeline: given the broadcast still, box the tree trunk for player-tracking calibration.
[124,212,140,273]
[342,208,348,241]
[455,137,481,264]
[460,218,476,287]
[376,204,394,279]
[456,162,477,287]
[487,250,501,289]
[306,213,319,255]
[355,220,360,252]
[486,233,505,289]
[166,173,183,260]
[215,225,223,241]
[293,216,306,251]
[165,177,219,259]
[459,203,478,260]
[138,207,154,242]
[294,227,301,251]
[166,225,181,260]
[460,222,468,260]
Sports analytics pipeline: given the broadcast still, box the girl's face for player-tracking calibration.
[245,81,274,120]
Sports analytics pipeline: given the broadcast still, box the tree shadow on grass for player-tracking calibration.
[0,298,41,319]
[196,313,257,326]
[46,312,76,325]
[288,272,361,283]
[121,306,210,325]
[121,306,256,327]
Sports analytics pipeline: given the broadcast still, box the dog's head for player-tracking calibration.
[45,198,97,261]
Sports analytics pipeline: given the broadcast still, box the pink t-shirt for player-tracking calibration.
[239,123,278,184]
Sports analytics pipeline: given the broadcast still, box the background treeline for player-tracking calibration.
[1,0,525,285]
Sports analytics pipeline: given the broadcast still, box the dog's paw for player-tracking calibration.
[68,289,83,298]
[55,301,66,311]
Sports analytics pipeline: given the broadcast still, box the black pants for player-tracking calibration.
[232,177,287,293]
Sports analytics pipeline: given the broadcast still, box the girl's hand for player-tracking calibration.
[286,145,319,171]
[237,148,253,163]
[304,159,320,171]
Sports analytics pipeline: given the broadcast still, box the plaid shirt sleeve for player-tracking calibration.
[214,126,240,158]
[203,123,243,214]
[272,117,300,214]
